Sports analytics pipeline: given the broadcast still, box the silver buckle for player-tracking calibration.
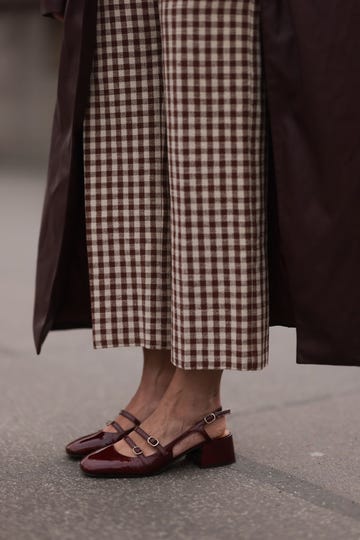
[204,413,216,424]
[132,446,143,455]
[147,436,160,447]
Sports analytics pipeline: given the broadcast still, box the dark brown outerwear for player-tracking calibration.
[34,0,360,367]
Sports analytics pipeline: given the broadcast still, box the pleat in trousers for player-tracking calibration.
[83,0,269,370]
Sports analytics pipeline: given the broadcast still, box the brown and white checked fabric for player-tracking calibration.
[83,0,269,370]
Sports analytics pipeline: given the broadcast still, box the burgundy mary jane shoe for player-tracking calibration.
[66,409,141,458]
[80,407,236,477]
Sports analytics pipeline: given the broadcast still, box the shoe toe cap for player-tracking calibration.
[66,436,96,457]
[66,439,86,456]
[66,430,117,457]
[80,445,135,476]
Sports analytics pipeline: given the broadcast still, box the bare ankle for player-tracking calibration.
[159,367,223,419]
[122,349,175,420]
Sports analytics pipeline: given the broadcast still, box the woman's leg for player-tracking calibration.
[111,0,267,457]
[79,0,268,476]
[103,347,175,432]
[80,0,267,467]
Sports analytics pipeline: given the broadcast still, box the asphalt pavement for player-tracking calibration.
[0,169,359,540]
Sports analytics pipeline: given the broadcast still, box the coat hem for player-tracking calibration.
[296,351,360,367]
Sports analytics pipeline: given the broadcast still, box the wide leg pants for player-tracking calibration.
[83,0,269,370]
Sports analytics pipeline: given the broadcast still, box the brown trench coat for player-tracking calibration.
[34,0,360,367]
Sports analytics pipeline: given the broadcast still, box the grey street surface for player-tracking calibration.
[1,170,360,540]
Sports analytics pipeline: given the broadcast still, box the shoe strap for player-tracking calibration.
[166,407,231,452]
[133,426,168,456]
[122,429,167,457]
[123,434,145,457]
[105,420,135,436]
[109,420,126,435]
[119,409,141,425]
[121,407,230,457]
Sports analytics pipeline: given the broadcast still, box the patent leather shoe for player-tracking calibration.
[66,409,141,458]
[80,407,235,477]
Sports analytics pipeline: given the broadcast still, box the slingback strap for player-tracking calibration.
[194,407,230,431]
[166,407,231,452]
[119,409,141,425]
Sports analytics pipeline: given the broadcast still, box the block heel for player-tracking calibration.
[188,433,236,468]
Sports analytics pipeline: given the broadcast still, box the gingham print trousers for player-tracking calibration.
[83,0,269,370]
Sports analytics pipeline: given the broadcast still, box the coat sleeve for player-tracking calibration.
[40,0,67,18]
